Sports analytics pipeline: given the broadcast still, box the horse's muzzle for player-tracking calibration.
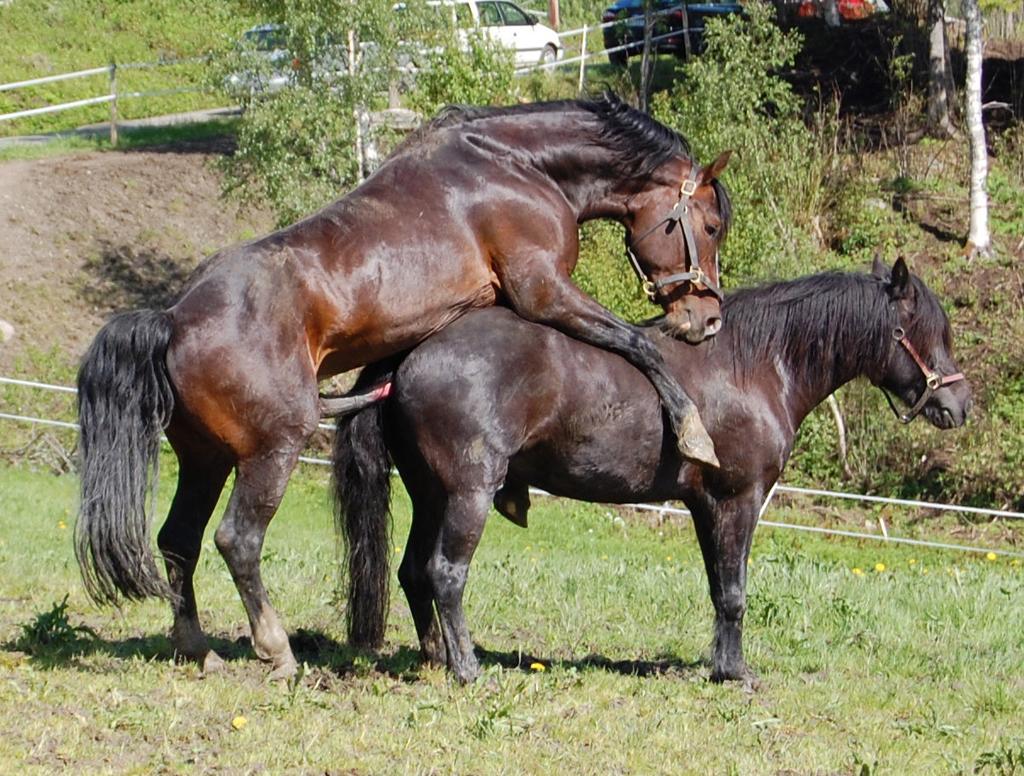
[923,383,972,429]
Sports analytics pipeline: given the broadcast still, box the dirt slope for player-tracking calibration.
[0,145,273,374]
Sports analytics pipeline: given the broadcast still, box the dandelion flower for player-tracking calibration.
[908,559,916,566]
[665,555,672,562]
[1012,559,1021,567]
[852,567,864,576]
[57,520,67,530]
[874,563,886,573]
[530,662,546,672]
[985,552,997,562]
[231,715,248,731]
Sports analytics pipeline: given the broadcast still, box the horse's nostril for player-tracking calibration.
[705,317,722,337]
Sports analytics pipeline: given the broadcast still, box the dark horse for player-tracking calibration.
[334,258,971,683]
[75,95,732,679]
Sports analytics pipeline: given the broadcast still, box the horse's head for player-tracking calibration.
[874,256,972,429]
[624,151,732,344]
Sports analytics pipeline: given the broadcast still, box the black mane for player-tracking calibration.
[406,93,731,239]
[720,270,949,384]
[418,94,689,180]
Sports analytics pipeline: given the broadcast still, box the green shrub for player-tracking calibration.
[406,31,517,118]
[218,0,516,224]
[650,1,837,284]
[573,221,656,323]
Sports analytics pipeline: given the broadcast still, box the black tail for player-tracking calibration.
[332,364,396,648]
[76,309,175,604]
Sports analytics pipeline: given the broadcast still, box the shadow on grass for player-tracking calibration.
[4,622,704,682]
[476,646,705,678]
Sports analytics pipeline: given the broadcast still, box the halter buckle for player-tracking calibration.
[642,279,657,301]
[680,179,698,198]
[925,372,941,390]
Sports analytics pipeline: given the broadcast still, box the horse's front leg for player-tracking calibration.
[497,266,718,467]
[690,494,759,684]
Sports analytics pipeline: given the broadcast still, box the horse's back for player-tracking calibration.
[391,308,671,497]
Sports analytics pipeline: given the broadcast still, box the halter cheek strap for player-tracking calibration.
[624,166,724,303]
[881,327,966,423]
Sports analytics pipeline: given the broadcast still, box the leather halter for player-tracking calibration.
[623,165,724,304]
[882,326,966,423]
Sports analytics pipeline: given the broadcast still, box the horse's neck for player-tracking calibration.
[468,113,633,220]
[765,299,889,427]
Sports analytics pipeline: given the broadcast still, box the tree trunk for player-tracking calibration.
[547,0,559,28]
[639,0,654,113]
[964,0,990,257]
[823,0,841,27]
[927,0,957,136]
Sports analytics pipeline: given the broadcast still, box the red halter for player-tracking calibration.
[882,326,966,424]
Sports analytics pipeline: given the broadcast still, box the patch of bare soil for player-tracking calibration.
[0,145,274,374]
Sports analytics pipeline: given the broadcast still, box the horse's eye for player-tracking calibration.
[704,223,719,237]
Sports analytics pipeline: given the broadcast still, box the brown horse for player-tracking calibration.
[333,258,971,683]
[75,95,732,679]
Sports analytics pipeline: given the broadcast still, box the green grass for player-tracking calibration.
[0,462,1021,774]
[0,0,253,137]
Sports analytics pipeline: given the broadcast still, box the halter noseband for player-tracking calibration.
[881,326,965,423]
[624,165,724,304]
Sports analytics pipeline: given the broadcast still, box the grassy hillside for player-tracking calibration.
[0,0,255,136]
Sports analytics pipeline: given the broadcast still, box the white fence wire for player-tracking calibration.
[0,59,205,135]
[3,375,1021,559]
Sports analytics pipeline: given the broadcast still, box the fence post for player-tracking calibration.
[578,25,588,94]
[108,63,118,147]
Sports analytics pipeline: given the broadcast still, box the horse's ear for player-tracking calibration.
[701,151,732,184]
[871,251,889,280]
[889,256,910,300]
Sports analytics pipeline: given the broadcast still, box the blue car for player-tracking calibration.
[601,0,743,66]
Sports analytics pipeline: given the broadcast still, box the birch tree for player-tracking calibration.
[964,0,991,257]
[823,0,841,27]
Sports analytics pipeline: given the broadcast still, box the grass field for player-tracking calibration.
[0,463,1021,774]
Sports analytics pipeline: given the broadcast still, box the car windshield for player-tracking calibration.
[243,28,287,52]
[498,2,532,24]
[478,2,502,24]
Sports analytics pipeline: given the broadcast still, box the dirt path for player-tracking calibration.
[0,144,273,374]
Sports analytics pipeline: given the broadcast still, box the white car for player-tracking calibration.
[434,1,563,66]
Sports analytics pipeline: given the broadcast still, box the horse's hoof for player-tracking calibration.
[452,667,480,685]
[422,641,447,668]
[267,659,299,682]
[710,665,758,688]
[201,650,226,675]
[678,412,719,468]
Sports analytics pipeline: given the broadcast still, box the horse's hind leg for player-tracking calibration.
[426,490,491,684]
[157,439,231,673]
[214,444,307,681]
[398,502,446,667]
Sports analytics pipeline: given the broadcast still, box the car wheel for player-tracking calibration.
[540,44,557,65]
[608,49,628,67]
